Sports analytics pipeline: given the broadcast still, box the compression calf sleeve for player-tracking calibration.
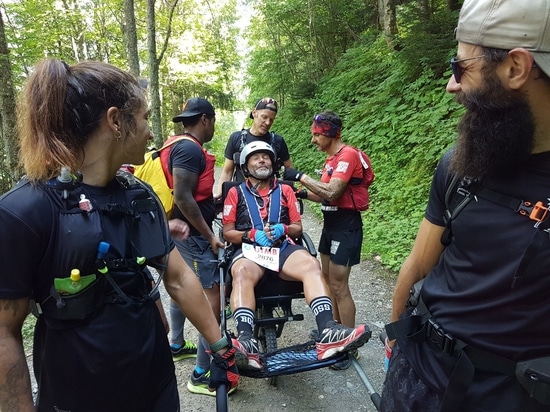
[169,300,186,345]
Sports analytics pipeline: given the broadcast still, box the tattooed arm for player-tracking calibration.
[299,174,348,202]
[0,298,34,411]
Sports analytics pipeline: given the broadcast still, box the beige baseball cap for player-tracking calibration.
[456,0,550,76]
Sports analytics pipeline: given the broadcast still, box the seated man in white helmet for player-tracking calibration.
[221,141,371,370]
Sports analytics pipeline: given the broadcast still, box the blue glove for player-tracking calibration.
[270,224,287,240]
[255,230,273,247]
[283,168,304,182]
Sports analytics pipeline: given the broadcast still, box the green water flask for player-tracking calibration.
[68,269,83,293]
[54,269,96,295]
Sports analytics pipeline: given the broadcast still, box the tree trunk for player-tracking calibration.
[146,0,163,147]
[123,0,140,77]
[146,0,179,148]
[418,0,430,19]
[378,0,398,49]
[0,9,20,190]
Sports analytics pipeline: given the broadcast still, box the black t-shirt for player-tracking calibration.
[0,179,175,411]
[224,129,290,182]
[401,149,550,406]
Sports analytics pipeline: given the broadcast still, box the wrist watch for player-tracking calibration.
[209,333,230,352]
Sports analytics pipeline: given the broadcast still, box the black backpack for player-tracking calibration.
[441,175,549,246]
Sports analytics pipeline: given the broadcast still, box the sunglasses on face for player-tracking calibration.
[313,114,326,123]
[450,55,485,83]
[256,97,278,109]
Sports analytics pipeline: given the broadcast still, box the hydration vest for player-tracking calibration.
[33,169,171,325]
[239,180,282,229]
[237,180,290,250]
[162,134,216,202]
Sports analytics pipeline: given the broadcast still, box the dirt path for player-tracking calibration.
[165,202,397,412]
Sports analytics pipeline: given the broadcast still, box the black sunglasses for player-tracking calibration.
[450,55,485,83]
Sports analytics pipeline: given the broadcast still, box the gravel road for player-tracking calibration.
[163,202,397,412]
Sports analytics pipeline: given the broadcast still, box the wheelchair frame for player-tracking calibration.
[213,181,380,412]
[216,180,319,386]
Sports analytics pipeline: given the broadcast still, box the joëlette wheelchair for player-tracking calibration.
[216,181,348,387]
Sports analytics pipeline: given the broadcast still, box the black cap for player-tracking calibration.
[172,97,215,123]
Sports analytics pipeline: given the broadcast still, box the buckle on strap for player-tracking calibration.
[517,201,548,222]
[426,318,456,355]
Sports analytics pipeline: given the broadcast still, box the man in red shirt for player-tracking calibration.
[284,111,374,370]
[222,141,371,371]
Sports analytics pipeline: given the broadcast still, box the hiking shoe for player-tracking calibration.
[187,370,237,396]
[170,341,198,361]
[316,321,371,360]
[231,332,261,370]
[225,304,233,319]
[330,349,360,370]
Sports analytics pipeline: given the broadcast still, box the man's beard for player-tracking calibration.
[250,165,273,180]
[450,74,535,178]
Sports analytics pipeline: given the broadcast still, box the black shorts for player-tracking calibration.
[318,227,362,266]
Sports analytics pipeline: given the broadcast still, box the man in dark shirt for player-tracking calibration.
[168,97,228,396]
[381,1,550,411]
[215,97,293,196]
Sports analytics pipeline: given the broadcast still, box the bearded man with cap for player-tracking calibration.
[222,141,371,371]
[283,111,374,370]
[216,97,293,196]
[165,97,228,396]
[379,1,550,411]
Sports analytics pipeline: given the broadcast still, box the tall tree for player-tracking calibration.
[0,8,19,189]
[0,10,21,190]
[378,0,398,48]
[147,0,179,148]
[123,0,140,76]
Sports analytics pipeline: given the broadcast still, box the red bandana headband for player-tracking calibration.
[311,116,341,139]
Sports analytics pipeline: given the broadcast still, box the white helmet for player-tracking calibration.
[239,141,276,178]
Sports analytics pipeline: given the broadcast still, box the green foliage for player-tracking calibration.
[22,314,36,354]
[395,4,460,79]
[245,0,375,107]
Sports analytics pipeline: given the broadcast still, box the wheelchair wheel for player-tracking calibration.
[258,324,278,386]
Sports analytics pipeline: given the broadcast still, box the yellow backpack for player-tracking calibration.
[134,136,192,217]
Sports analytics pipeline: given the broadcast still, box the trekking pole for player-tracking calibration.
[216,242,229,412]
[351,357,381,411]
[216,386,228,412]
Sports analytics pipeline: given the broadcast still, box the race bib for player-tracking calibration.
[242,243,280,272]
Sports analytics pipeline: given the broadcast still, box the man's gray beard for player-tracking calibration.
[450,73,534,179]
[250,166,273,180]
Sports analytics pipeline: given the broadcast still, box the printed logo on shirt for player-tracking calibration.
[223,205,233,216]
[335,161,349,173]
